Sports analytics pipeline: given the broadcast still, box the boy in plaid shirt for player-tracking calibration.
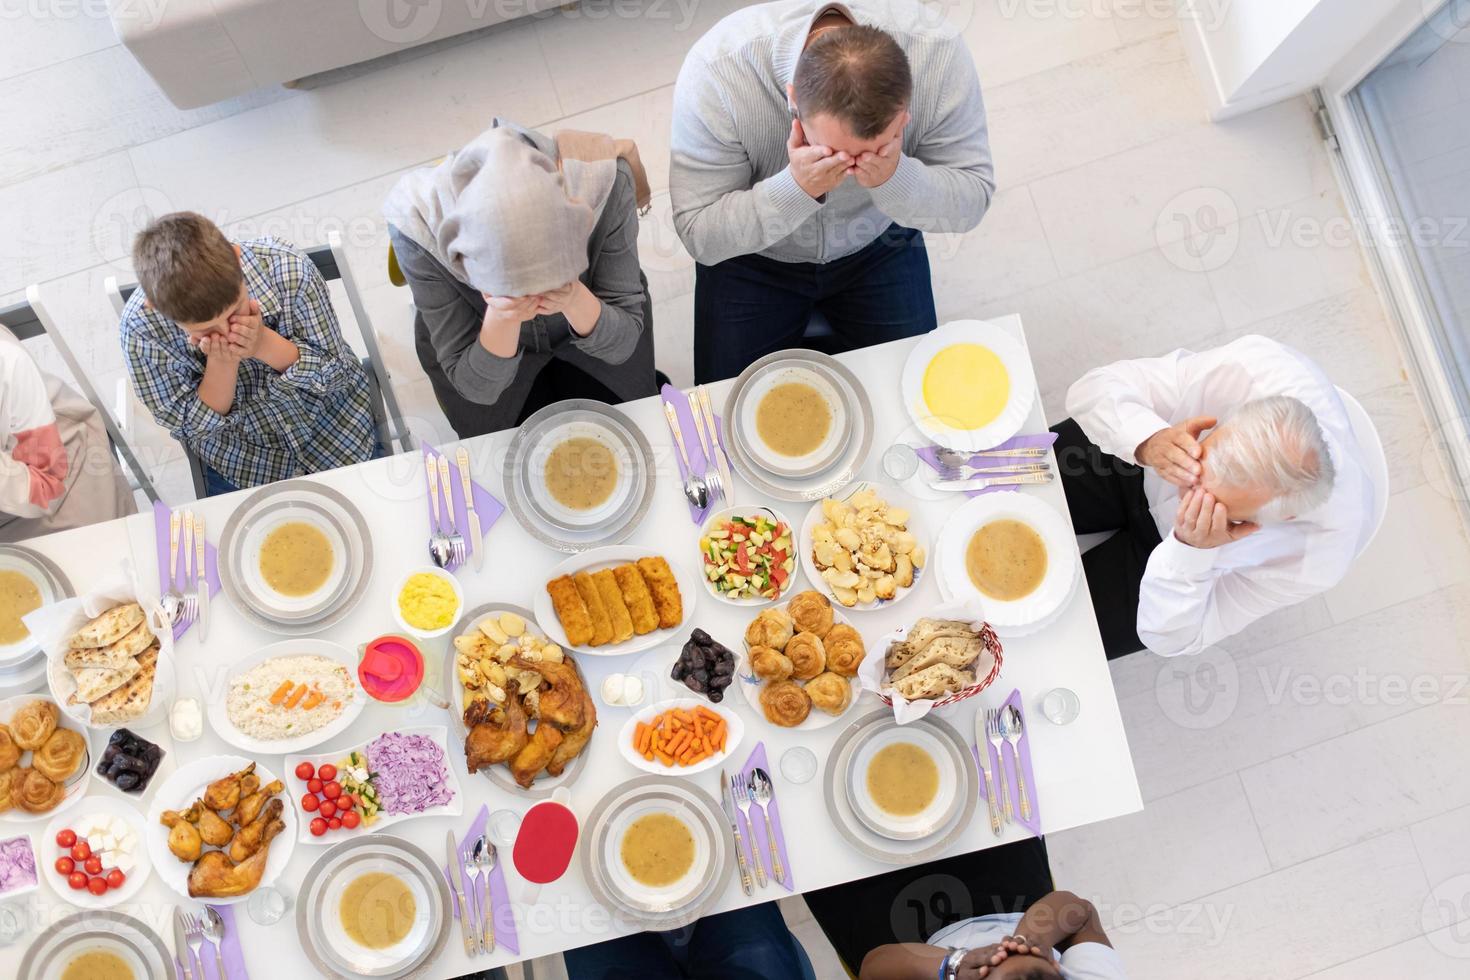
[120,213,380,494]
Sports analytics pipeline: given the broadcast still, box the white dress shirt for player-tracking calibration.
[1065,335,1376,657]
[929,912,1127,979]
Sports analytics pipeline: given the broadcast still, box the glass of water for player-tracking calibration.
[247,885,292,926]
[881,443,920,482]
[0,902,26,946]
[1041,688,1081,725]
[780,746,818,785]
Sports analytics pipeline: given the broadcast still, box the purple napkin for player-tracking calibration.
[740,742,793,891]
[189,905,248,980]
[440,804,519,956]
[152,501,220,641]
[423,445,506,573]
[916,433,1059,498]
[971,688,1041,837]
[659,384,727,525]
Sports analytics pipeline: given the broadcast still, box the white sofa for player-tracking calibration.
[109,0,563,109]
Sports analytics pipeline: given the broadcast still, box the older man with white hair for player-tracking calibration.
[1055,335,1375,658]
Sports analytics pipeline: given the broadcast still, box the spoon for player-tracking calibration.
[748,768,784,884]
[426,456,453,568]
[663,402,709,510]
[473,834,497,953]
[200,906,230,980]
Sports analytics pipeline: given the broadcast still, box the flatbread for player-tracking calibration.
[86,646,157,726]
[64,619,154,672]
[70,602,146,649]
[892,663,975,702]
[67,657,141,705]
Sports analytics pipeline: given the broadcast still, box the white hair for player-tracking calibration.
[1206,395,1336,519]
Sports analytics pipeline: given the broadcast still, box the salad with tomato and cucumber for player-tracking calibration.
[699,513,796,601]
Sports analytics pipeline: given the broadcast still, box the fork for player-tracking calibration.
[467,836,487,953]
[437,455,467,567]
[687,392,725,506]
[183,913,207,979]
[426,455,452,568]
[1002,705,1032,822]
[931,460,1051,480]
[933,471,1055,491]
[986,709,1013,824]
[733,775,767,888]
[934,445,1049,466]
[181,510,198,627]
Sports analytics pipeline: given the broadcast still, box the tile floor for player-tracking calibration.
[4,1,1470,977]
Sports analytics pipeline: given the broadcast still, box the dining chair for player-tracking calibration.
[0,287,161,504]
[104,231,413,498]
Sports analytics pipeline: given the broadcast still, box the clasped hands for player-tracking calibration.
[194,298,264,365]
[1136,417,1259,550]
[787,117,904,200]
[953,935,1050,979]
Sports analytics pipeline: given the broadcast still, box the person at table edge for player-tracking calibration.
[1054,335,1375,659]
[120,212,381,495]
[671,0,994,382]
[385,119,658,438]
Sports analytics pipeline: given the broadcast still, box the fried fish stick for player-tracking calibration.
[636,556,683,629]
[593,569,635,643]
[546,575,594,647]
[613,564,659,636]
[573,571,613,646]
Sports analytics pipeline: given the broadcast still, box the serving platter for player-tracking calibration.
[615,698,745,777]
[900,319,1037,453]
[144,754,298,905]
[296,834,452,979]
[19,910,177,980]
[218,480,374,634]
[0,694,93,824]
[732,605,867,732]
[796,482,929,613]
[283,726,463,846]
[207,638,367,756]
[502,399,656,553]
[0,544,72,667]
[41,795,153,908]
[534,546,700,658]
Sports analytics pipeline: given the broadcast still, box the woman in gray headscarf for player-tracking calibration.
[384,120,657,436]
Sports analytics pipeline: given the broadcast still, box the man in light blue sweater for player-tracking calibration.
[671,0,994,381]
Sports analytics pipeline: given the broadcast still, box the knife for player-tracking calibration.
[974,709,1003,837]
[173,909,195,980]
[455,447,484,572]
[447,830,479,956]
[720,770,754,896]
[193,512,209,641]
[426,453,441,529]
[697,386,735,504]
[930,472,1056,493]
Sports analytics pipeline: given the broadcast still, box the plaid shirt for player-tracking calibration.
[121,238,377,490]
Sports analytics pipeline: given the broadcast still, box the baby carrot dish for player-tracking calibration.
[633,705,730,769]
[225,654,357,742]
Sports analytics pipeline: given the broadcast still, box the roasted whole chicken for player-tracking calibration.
[463,650,596,788]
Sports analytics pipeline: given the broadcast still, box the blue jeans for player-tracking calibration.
[202,436,389,497]
[562,902,808,980]
[693,225,938,383]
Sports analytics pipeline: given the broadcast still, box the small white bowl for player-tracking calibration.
[617,699,744,777]
[697,507,800,607]
[737,363,850,478]
[391,566,465,640]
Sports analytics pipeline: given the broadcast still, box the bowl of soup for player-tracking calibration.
[604,800,712,910]
[240,511,350,616]
[847,725,959,841]
[59,941,146,980]
[0,567,45,661]
[315,855,438,975]
[735,363,851,478]
[527,421,635,531]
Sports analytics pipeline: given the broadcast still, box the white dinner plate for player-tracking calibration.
[733,604,867,732]
[535,547,698,658]
[0,695,93,825]
[41,795,152,909]
[845,724,961,841]
[145,755,297,905]
[525,416,638,530]
[797,483,928,613]
[19,911,177,980]
[935,492,1079,635]
[733,360,852,478]
[602,797,714,911]
[206,639,366,756]
[901,320,1036,452]
[616,699,744,777]
[238,505,352,617]
[0,547,67,667]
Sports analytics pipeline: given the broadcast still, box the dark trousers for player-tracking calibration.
[562,901,808,980]
[693,225,938,383]
[203,436,388,497]
[1052,418,1163,660]
[805,838,1055,975]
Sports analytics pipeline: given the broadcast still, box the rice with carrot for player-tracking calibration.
[226,654,355,741]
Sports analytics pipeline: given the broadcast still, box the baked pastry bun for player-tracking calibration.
[744,609,794,651]
[0,724,19,772]
[805,671,852,715]
[33,727,86,783]
[749,646,794,682]
[787,590,833,638]
[11,700,58,751]
[14,767,63,813]
[759,680,811,728]
[785,631,826,681]
[824,623,867,677]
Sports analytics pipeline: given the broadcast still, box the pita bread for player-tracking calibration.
[70,603,146,649]
[67,657,141,705]
[87,646,157,726]
[892,663,975,702]
[64,619,154,672]
[889,635,985,684]
[885,619,981,673]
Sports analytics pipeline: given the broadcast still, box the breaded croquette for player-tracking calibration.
[593,569,635,643]
[546,576,593,647]
[613,564,659,636]
[573,571,613,646]
[636,556,683,629]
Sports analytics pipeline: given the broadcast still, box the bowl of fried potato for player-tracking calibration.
[798,484,928,611]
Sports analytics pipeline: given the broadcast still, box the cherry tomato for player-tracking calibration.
[54,857,74,875]
[317,764,337,781]
[84,856,103,876]
[87,877,109,896]
[300,793,319,812]
[307,778,323,794]
[322,781,341,800]
[55,829,77,848]
[70,841,91,862]
[327,817,341,830]
[106,869,126,890]
[309,818,328,837]
[295,761,315,780]
[318,800,336,820]
[339,793,356,810]
[67,872,87,891]
[340,810,361,830]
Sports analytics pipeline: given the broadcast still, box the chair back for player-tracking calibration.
[0,288,161,503]
[1336,386,1390,555]
[107,233,412,497]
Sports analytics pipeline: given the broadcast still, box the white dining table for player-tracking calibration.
[0,315,1142,976]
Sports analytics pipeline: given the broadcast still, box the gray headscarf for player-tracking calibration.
[383,121,617,297]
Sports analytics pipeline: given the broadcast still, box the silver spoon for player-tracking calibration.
[473,834,497,953]
[426,457,453,568]
[663,402,709,510]
[200,906,230,980]
[467,836,488,953]
[1002,705,1033,822]
[748,768,784,884]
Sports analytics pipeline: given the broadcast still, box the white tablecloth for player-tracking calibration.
[2,319,1141,975]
